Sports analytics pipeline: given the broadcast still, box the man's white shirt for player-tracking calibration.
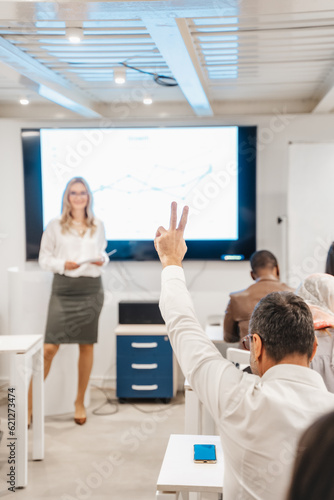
[160,265,334,500]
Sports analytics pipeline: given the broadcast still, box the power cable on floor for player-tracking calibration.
[91,385,184,415]
[131,400,184,414]
[91,386,119,416]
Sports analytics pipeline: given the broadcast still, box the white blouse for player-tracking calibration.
[38,217,109,278]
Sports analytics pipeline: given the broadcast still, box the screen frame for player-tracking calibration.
[22,125,256,261]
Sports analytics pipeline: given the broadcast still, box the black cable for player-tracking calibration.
[114,261,155,295]
[121,62,178,87]
[154,74,179,87]
[131,400,184,414]
[91,386,119,416]
[92,399,118,416]
[91,385,184,415]
[187,261,208,290]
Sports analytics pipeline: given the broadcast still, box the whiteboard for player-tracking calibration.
[288,143,334,289]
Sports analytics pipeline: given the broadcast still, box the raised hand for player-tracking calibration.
[154,202,189,268]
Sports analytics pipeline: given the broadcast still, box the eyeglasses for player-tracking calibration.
[241,333,263,351]
[69,191,88,197]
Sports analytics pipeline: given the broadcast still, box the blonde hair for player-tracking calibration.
[60,177,97,235]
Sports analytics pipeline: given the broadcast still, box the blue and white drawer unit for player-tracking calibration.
[116,324,177,400]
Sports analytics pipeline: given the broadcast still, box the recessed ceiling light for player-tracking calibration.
[114,66,126,85]
[66,27,83,44]
[143,97,153,105]
[19,98,29,105]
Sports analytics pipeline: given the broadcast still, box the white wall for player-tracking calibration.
[288,143,334,288]
[1,113,334,383]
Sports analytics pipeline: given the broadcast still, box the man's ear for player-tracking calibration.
[250,271,256,281]
[252,333,263,360]
[310,337,318,362]
[275,265,280,278]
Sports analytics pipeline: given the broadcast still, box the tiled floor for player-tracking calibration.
[0,387,185,499]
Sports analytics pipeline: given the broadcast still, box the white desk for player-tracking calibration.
[0,334,44,487]
[156,434,223,500]
[8,267,88,417]
[184,356,250,436]
[184,379,216,436]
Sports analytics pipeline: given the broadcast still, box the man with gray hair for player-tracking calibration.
[154,202,334,500]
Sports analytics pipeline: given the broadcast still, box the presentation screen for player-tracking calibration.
[22,126,256,261]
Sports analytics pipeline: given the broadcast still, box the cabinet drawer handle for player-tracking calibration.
[131,363,158,370]
[132,384,158,391]
[131,342,158,349]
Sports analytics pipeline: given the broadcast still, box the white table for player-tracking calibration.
[156,434,224,500]
[184,379,216,436]
[184,355,250,436]
[0,334,44,487]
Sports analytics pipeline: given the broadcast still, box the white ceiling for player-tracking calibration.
[1,0,334,118]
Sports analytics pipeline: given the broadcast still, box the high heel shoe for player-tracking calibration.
[74,416,86,425]
[74,403,86,425]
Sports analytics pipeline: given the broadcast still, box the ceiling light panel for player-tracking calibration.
[188,10,334,102]
[0,18,178,101]
[1,6,334,113]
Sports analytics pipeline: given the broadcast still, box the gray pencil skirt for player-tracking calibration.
[44,274,104,345]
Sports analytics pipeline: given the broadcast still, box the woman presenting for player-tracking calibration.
[29,177,108,425]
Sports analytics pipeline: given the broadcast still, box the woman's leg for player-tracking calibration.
[43,344,60,378]
[74,344,94,424]
[28,344,59,426]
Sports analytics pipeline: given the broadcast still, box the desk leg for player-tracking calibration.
[202,407,216,436]
[32,345,44,460]
[14,353,29,488]
[184,389,201,434]
[156,491,179,499]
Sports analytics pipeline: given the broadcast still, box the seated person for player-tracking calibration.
[325,242,334,275]
[286,410,334,500]
[224,250,292,347]
[155,203,334,500]
[296,273,334,392]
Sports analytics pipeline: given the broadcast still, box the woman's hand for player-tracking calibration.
[65,261,80,270]
[91,260,104,266]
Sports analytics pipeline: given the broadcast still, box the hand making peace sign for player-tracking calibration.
[154,202,189,268]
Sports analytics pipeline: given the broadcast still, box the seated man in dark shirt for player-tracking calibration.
[325,242,334,275]
[224,250,292,348]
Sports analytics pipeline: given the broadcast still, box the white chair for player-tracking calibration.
[226,347,250,369]
[205,315,224,341]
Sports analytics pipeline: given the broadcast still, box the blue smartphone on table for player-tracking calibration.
[193,444,217,463]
